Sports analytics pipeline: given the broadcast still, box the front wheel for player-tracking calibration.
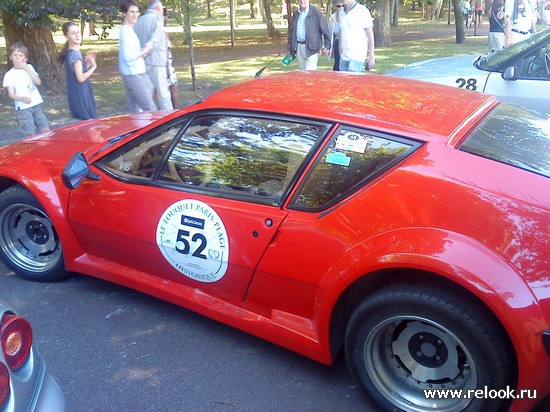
[0,185,67,281]
[345,282,515,412]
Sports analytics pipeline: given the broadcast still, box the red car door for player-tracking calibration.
[67,179,287,302]
[67,112,327,302]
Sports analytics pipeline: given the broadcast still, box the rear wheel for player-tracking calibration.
[345,282,515,412]
[0,185,67,281]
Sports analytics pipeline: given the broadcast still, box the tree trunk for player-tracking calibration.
[230,0,236,49]
[258,0,266,22]
[1,10,64,89]
[374,0,391,47]
[286,1,292,26]
[391,0,399,27]
[249,0,256,18]
[182,0,197,91]
[231,0,238,29]
[207,0,213,18]
[452,0,466,43]
[261,0,280,37]
[432,0,444,19]
[80,19,99,36]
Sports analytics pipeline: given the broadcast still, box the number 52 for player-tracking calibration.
[176,229,208,259]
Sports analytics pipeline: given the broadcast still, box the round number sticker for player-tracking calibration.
[156,199,229,282]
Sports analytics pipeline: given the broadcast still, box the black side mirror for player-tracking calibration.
[62,153,100,189]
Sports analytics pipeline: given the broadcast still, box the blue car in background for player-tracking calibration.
[386,29,550,116]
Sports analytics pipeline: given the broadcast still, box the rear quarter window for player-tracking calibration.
[290,128,420,211]
[460,104,550,178]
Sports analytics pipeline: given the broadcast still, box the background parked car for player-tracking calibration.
[386,29,550,116]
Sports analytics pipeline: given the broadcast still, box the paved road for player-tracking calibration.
[0,262,375,412]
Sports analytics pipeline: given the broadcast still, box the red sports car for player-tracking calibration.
[0,71,548,412]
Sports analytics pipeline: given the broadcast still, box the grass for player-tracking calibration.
[0,9,494,133]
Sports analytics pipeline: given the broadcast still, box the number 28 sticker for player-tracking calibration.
[456,78,477,90]
[156,199,229,283]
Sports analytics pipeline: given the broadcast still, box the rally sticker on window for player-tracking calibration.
[335,132,368,154]
[326,152,351,167]
[156,199,229,283]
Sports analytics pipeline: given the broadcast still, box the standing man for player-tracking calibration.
[287,0,331,70]
[459,0,471,26]
[338,0,375,72]
[504,0,536,46]
[328,0,345,71]
[134,0,173,110]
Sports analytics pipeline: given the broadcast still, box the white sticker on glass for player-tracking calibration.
[156,199,229,282]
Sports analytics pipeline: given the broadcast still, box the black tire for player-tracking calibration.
[345,281,515,412]
[0,185,67,281]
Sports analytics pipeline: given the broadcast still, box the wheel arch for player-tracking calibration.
[0,176,86,265]
[329,269,517,357]
[0,177,19,194]
[322,229,548,396]
[329,269,521,398]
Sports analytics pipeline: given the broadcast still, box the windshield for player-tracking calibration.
[475,29,550,71]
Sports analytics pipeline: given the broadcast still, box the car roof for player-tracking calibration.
[199,71,498,142]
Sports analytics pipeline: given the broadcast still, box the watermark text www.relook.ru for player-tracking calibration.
[423,386,537,400]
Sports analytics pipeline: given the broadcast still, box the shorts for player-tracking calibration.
[16,104,49,135]
[339,58,364,73]
[489,32,506,51]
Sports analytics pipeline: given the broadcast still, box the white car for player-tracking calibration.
[386,29,550,116]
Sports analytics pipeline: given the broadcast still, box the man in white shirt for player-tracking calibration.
[338,0,375,72]
[504,0,536,46]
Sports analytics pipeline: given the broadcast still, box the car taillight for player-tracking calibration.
[1,314,33,370]
[0,362,9,407]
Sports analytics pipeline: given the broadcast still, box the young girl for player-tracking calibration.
[58,22,97,120]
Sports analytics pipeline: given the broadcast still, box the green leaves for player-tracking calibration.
[0,0,118,27]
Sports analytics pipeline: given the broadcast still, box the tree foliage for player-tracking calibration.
[0,1,121,88]
[0,0,119,26]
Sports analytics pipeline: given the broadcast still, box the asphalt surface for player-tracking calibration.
[0,261,375,411]
[0,129,25,146]
[0,119,79,147]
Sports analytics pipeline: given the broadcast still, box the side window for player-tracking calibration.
[157,114,326,202]
[460,104,550,177]
[101,123,181,178]
[524,46,550,79]
[291,128,419,210]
